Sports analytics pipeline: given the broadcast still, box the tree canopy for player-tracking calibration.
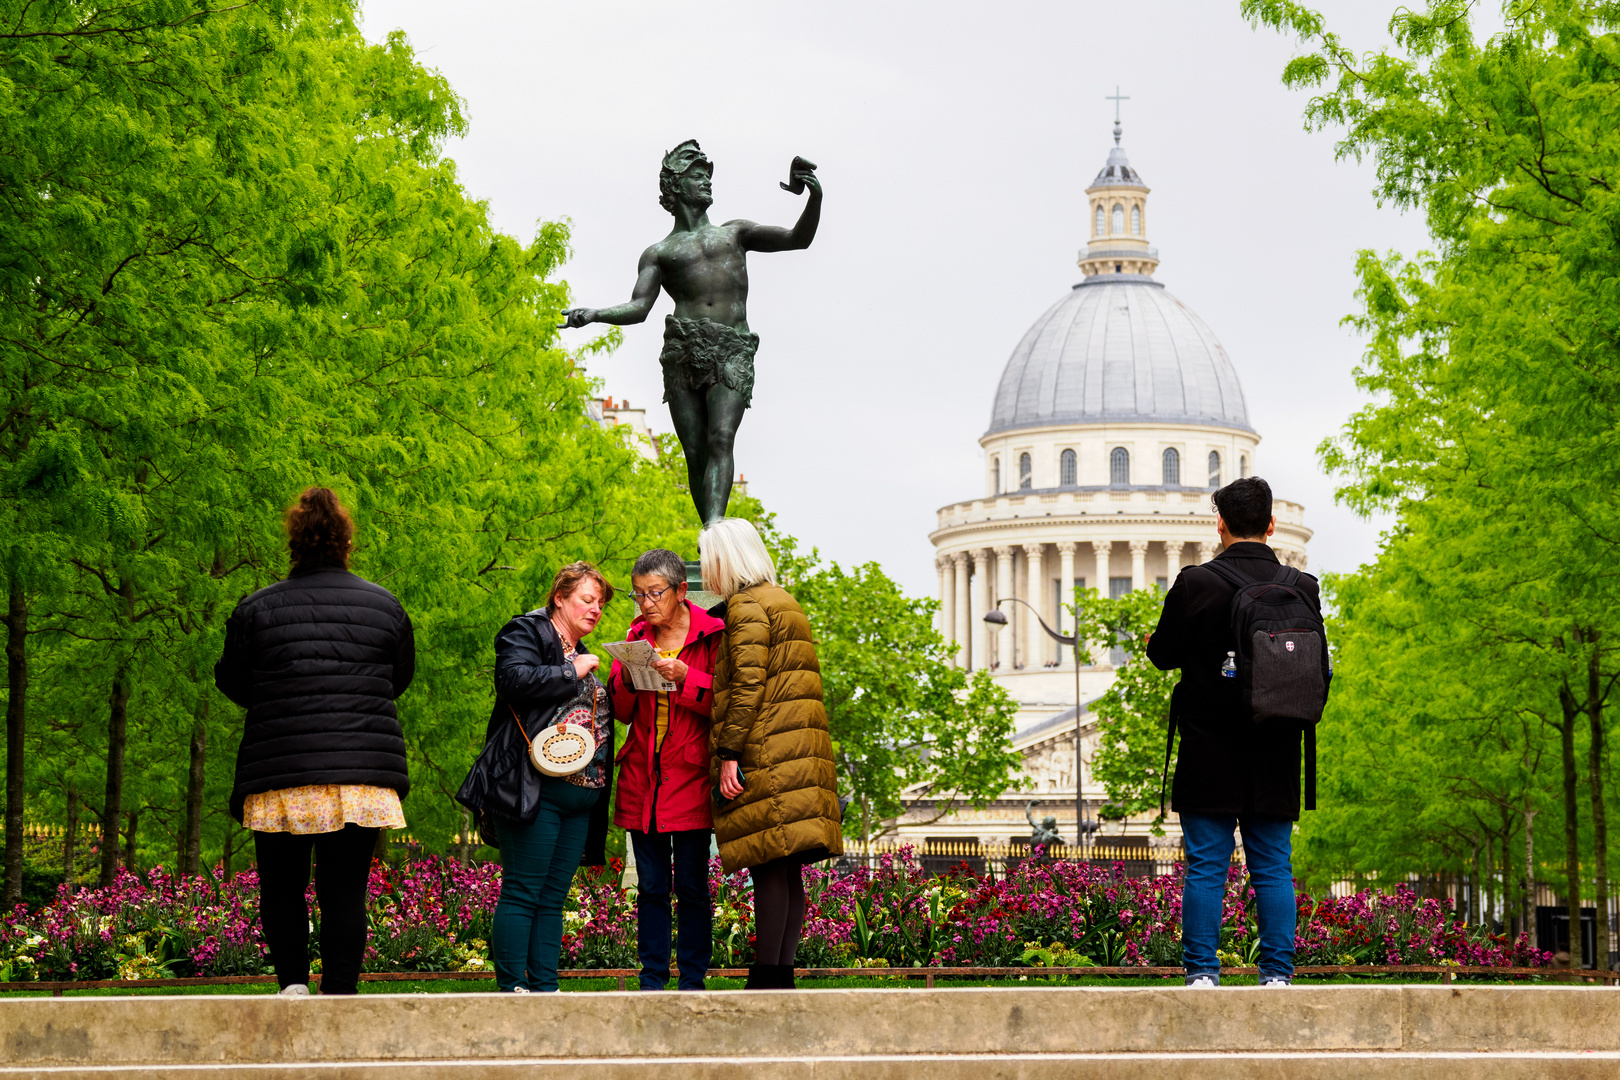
[0,0,697,897]
[1244,0,1620,950]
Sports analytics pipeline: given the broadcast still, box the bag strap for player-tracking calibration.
[507,703,536,753]
[1304,719,1317,812]
[1201,558,1252,592]
[1159,707,1177,817]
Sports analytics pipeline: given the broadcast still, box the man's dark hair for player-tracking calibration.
[1211,477,1273,539]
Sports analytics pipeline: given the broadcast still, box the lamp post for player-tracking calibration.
[984,597,1099,851]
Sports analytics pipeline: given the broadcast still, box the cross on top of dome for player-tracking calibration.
[1106,85,1130,136]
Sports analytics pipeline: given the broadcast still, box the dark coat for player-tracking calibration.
[1146,542,1323,822]
[609,601,724,835]
[216,565,415,823]
[710,583,843,873]
[486,608,613,867]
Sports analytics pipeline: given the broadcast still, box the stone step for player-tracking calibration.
[7,1054,1620,1080]
[0,986,1616,1076]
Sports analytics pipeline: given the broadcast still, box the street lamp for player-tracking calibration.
[984,598,1099,850]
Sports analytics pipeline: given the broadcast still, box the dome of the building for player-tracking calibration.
[986,278,1252,436]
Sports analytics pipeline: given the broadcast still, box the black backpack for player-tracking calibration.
[1201,561,1329,726]
[1159,560,1330,815]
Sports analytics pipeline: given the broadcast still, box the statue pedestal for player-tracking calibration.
[683,559,722,610]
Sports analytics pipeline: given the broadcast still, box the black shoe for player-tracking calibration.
[769,963,797,990]
[743,964,766,989]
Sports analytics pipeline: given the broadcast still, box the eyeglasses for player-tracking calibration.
[630,585,674,605]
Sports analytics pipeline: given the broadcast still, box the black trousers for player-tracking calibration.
[750,854,807,967]
[254,824,378,994]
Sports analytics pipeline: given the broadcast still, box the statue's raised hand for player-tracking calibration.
[559,307,598,329]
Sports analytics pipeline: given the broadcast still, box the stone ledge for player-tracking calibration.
[0,987,1616,1068]
[5,1053,1620,1080]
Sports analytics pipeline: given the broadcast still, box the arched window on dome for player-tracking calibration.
[1095,205,1105,237]
[1240,454,1249,478]
[1162,448,1180,486]
[1112,204,1124,235]
[1110,447,1130,486]
[1131,206,1141,235]
[1207,451,1222,489]
[1060,448,1077,486]
[991,456,1001,495]
[1018,452,1032,490]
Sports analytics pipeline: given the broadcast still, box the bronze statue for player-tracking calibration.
[1027,802,1063,849]
[561,141,821,523]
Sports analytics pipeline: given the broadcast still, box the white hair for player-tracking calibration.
[699,518,776,599]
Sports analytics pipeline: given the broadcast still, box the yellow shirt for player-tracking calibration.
[654,647,680,751]
[243,784,406,835]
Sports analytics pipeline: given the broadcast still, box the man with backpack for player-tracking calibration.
[1147,477,1331,988]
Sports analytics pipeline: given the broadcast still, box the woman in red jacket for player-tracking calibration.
[608,548,725,991]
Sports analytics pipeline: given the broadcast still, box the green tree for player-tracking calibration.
[1073,586,1179,829]
[0,0,700,880]
[1245,0,1620,955]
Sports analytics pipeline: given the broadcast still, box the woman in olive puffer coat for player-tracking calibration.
[702,518,842,990]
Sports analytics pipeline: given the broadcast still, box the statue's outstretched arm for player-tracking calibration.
[562,246,662,328]
[739,167,822,253]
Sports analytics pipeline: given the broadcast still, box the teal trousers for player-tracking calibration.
[493,779,600,991]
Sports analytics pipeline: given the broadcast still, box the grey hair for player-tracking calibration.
[699,518,777,599]
[631,548,688,591]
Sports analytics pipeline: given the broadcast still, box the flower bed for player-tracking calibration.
[0,848,1547,983]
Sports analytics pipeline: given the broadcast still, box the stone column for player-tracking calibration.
[1199,540,1219,565]
[937,555,955,655]
[1129,540,1149,593]
[1089,540,1111,664]
[971,550,991,670]
[953,554,971,668]
[1023,543,1046,669]
[1165,540,1184,584]
[1091,541,1111,599]
[994,546,1014,670]
[1056,542,1077,668]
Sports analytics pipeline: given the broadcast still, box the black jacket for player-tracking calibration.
[484,608,613,867]
[1146,542,1322,821]
[216,565,415,822]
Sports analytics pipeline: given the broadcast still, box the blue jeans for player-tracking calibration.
[629,827,713,989]
[493,779,600,992]
[1179,811,1295,983]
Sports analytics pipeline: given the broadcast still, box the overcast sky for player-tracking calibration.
[359,0,1435,600]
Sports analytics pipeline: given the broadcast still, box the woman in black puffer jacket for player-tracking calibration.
[215,487,414,997]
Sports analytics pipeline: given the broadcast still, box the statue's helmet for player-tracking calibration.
[659,139,712,212]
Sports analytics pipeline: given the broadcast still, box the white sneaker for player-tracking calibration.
[1186,975,1217,988]
[1261,977,1292,988]
[510,986,531,994]
[277,984,310,997]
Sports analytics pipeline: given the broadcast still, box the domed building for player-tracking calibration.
[903,123,1311,853]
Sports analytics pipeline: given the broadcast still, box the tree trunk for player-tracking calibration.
[63,787,78,895]
[99,666,131,888]
[1524,806,1538,949]
[122,808,137,872]
[1587,646,1611,971]
[2,586,26,906]
[222,826,236,882]
[1558,684,1584,964]
[1470,842,1481,926]
[180,693,208,877]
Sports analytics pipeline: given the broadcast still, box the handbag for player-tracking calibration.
[509,699,598,778]
[454,702,544,829]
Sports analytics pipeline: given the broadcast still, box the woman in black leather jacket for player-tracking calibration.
[483,562,615,992]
